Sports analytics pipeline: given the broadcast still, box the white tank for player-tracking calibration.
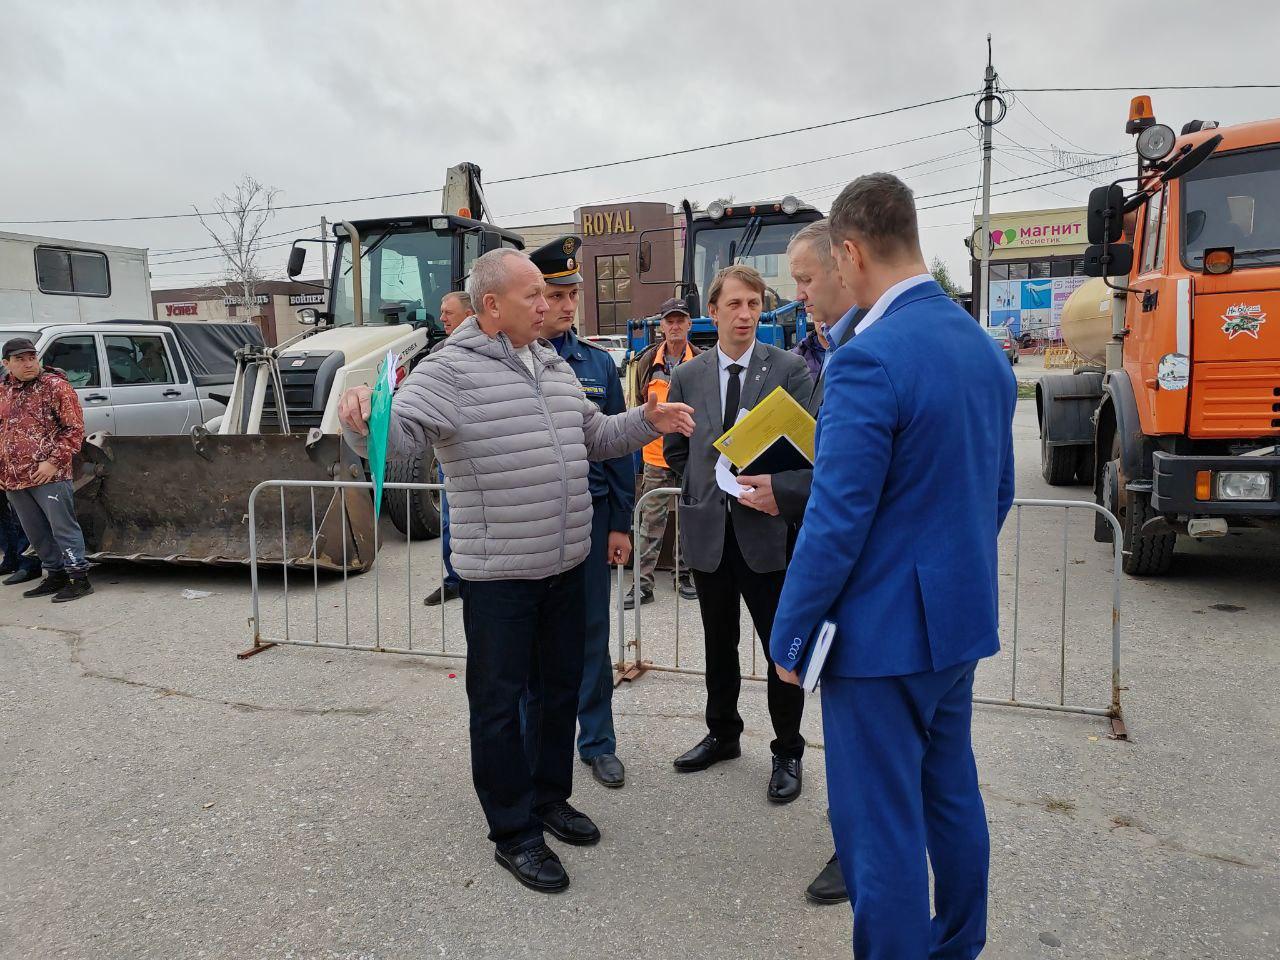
[1060,277,1114,365]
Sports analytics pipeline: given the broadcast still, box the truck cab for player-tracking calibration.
[628,197,819,355]
[1037,100,1280,574]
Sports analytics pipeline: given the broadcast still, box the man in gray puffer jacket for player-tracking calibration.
[339,248,694,894]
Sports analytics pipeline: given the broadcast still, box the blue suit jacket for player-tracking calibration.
[554,330,635,532]
[769,280,1017,678]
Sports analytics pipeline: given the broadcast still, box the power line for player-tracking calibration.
[152,223,318,255]
[502,127,975,222]
[1005,84,1280,92]
[917,173,1093,211]
[0,91,974,226]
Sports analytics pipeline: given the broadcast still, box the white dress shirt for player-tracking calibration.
[853,273,933,336]
[716,340,755,421]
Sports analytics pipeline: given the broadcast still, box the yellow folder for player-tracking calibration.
[713,385,816,470]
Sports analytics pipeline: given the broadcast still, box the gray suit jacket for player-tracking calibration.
[663,341,813,574]
[773,310,866,523]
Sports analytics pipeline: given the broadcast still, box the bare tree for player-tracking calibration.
[195,175,279,319]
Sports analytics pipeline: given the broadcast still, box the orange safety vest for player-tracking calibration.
[641,341,696,468]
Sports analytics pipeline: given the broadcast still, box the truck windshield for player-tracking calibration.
[693,220,807,307]
[1182,146,1280,269]
[332,228,454,327]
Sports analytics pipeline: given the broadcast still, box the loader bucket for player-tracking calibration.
[71,430,377,573]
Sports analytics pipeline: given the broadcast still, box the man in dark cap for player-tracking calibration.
[524,235,633,789]
[628,298,700,608]
[0,337,93,601]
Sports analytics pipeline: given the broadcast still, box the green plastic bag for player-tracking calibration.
[367,350,400,521]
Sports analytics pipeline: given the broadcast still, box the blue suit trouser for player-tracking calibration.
[522,496,617,762]
[822,661,988,960]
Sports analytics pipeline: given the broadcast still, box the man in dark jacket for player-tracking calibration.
[0,338,93,602]
[525,235,634,790]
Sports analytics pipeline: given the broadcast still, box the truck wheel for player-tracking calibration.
[1100,443,1175,576]
[383,452,442,541]
[1041,434,1081,486]
[1075,446,1095,486]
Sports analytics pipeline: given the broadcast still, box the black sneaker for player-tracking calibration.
[623,586,654,610]
[3,566,42,586]
[52,575,93,603]
[676,576,697,600]
[494,842,569,893]
[23,571,68,598]
[537,801,601,846]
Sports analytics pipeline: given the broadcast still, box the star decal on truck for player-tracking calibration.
[1220,302,1267,341]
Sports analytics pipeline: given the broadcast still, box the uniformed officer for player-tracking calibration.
[523,235,633,789]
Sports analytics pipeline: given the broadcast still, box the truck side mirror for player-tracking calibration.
[297,308,318,326]
[639,240,653,274]
[286,246,307,279]
[1087,185,1124,244]
[1082,242,1134,278]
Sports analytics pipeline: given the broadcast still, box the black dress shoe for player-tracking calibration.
[767,755,802,804]
[673,734,741,772]
[585,753,625,788]
[23,571,68,598]
[805,852,849,905]
[623,586,654,610]
[494,842,569,893]
[3,567,41,586]
[423,583,460,606]
[537,801,601,846]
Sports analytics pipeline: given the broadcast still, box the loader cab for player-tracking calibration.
[326,216,523,335]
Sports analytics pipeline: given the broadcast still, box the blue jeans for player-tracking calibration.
[1,499,40,574]
[439,465,459,589]
[823,662,988,960]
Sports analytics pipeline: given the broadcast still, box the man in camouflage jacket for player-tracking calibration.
[0,337,93,602]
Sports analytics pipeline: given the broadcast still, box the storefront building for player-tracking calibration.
[971,205,1089,338]
[151,280,325,345]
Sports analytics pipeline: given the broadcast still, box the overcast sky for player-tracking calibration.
[3,0,1278,290]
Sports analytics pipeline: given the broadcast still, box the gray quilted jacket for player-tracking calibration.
[344,317,657,581]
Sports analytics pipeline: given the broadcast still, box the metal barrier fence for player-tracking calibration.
[239,479,464,661]
[617,487,1127,738]
[241,480,1126,738]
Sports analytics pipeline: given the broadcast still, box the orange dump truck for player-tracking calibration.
[1037,97,1280,574]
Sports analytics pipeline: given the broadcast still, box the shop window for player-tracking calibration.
[595,254,631,335]
[1007,262,1029,280]
[35,247,111,297]
[988,263,1009,281]
[1028,260,1049,279]
[1050,259,1074,277]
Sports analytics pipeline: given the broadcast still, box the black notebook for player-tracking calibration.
[741,436,812,475]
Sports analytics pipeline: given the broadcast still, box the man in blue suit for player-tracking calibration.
[769,173,1016,959]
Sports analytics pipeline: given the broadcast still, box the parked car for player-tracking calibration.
[986,324,1018,364]
[0,318,262,435]
[584,333,627,370]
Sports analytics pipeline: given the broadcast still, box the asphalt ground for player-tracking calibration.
[2,401,1277,959]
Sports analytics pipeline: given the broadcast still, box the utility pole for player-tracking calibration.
[320,216,330,284]
[978,35,996,328]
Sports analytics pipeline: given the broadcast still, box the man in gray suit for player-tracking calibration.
[663,264,813,803]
